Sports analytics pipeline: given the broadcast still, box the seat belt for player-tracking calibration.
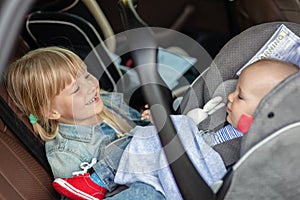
[0,96,52,176]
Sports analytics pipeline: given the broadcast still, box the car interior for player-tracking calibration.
[1,0,300,199]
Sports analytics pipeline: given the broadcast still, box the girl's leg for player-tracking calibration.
[105,182,165,200]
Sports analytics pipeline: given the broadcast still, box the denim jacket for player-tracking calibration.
[45,92,146,179]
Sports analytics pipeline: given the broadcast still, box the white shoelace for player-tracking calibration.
[72,158,97,176]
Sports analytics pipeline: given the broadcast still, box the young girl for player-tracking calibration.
[6,46,229,200]
[6,46,164,200]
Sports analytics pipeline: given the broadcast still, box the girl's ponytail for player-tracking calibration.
[29,113,59,141]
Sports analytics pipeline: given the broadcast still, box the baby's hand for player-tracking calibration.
[141,104,153,123]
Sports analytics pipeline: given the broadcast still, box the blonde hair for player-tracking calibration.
[6,46,132,141]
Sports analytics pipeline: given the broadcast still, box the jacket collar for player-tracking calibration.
[58,121,108,142]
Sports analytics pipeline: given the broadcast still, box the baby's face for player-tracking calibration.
[226,65,272,128]
[226,73,262,128]
[227,59,298,130]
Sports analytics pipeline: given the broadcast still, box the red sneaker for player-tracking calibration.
[52,173,106,200]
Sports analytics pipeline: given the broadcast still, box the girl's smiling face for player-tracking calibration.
[50,70,104,125]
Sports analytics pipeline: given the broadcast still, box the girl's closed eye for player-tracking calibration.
[238,94,243,100]
[72,85,80,94]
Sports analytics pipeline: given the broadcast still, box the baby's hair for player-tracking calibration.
[245,58,299,79]
[249,58,299,70]
[6,46,132,141]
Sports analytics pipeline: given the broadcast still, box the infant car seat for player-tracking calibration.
[178,21,300,166]
[173,21,300,199]
[121,4,300,198]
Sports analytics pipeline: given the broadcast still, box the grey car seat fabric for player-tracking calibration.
[177,22,300,199]
[224,69,300,200]
[177,21,300,169]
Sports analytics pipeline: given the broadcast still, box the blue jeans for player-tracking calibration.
[92,137,165,199]
[105,182,165,200]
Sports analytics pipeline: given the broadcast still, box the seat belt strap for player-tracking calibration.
[0,96,52,176]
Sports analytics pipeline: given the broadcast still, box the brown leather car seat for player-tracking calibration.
[0,38,59,199]
[234,0,300,31]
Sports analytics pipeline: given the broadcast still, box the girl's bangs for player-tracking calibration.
[54,55,87,93]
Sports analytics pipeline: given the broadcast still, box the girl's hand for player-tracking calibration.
[141,104,153,123]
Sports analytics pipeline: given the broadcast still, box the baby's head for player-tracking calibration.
[227,58,299,131]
